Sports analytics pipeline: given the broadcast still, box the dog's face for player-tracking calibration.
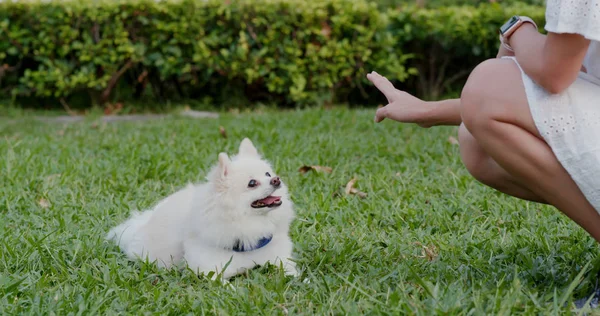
[210,138,288,215]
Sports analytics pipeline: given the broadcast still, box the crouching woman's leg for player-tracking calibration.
[459,58,600,243]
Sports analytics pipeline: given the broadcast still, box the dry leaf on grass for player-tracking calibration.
[219,126,227,138]
[349,188,367,198]
[344,177,367,198]
[414,242,438,261]
[38,198,50,209]
[344,177,357,195]
[448,136,459,145]
[298,165,332,174]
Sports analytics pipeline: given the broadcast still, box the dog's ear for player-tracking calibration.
[209,152,230,191]
[238,138,259,157]
[217,152,231,177]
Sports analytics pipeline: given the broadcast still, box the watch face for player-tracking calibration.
[500,16,520,34]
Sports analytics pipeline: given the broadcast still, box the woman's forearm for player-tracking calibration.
[425,99,462,126]
[510,24,548,88]
[510,23,590,94]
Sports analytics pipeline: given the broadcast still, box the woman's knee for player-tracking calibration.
[460,59,511,134]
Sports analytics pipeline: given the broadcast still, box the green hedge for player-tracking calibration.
[389,3,545,99]
[378,0,545,9]
[0,0,545,108]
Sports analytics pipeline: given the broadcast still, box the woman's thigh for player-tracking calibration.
[460,58,541,139]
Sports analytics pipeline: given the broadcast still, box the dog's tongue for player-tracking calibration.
[259,196,281,204]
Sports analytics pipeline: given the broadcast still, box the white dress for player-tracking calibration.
[510,0,600,211]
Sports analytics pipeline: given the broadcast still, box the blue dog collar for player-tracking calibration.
[232,235,273,252]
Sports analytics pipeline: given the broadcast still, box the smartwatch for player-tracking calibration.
[499,15,538,52]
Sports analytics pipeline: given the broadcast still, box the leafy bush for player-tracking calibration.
[377,0,545,10]
[389,3,545,99]
[0,0,545,109]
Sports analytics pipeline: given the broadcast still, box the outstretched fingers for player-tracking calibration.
[366,71,397,103]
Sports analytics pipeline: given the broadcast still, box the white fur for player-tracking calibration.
[106,138,298,279]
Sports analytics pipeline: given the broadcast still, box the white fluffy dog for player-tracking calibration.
[106,138,298,279]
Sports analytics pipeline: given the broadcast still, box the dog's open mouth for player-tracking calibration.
[251,196,282,208]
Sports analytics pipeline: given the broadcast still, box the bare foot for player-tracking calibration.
[366,71,434,127]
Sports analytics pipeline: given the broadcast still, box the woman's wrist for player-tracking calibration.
[499,16,538,52]
[424,99,463,127]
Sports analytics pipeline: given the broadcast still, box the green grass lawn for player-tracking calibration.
[1,107,599,314]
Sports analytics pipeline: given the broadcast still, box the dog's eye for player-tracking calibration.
[248,180,257,188]
[265,172,271,177]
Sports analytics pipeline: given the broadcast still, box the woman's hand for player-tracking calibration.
[497,44,515,58]
[497,33,515,58]
[366,71,434,127]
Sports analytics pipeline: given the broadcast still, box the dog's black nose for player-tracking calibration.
[270,177,281,187]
